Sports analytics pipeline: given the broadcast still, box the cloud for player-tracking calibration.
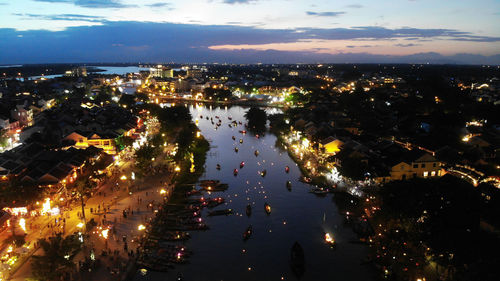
[306,11,346,17]
[33,0,134,8]
[346,45,377,48]
[0,21,499,64]
[346,4,363,9]
[146,2,172,9]
[13,13,105,22]
[394,43,421,47]
[222,0,257,4]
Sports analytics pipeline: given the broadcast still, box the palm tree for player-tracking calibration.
[31,234,80,281]
[74,178,92,231]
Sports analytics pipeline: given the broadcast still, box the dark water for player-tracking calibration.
[137,104,374,281]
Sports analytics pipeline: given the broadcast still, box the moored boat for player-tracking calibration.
[234,147,239,153]
[239,139,243,144]
[285,166,290,173]
[216,164,221,170]
[246,204,252,217]
[208,209,233,216]
[260,170,267,177]
[240,161,245,168]
[233,169,238,176]
[200,180,220,187]
[286,180,292,191]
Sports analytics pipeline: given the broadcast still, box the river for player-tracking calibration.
[136,104,374,281]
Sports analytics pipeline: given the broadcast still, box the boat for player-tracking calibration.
[233,169,238,176]
[260,170,267,177]
[246,204,252,217]
[228,117,232,120]
[202,184,228,192]
[208,209,233,216]
[235,147,239,153]
[239,139,243,144]
[286,180,292,191]
[290,242,305,278]
[232,136,236,140]
[264,202,271,215]
[324,232,336,247]
[216,164,221,170]
[239,130,246,134]
[240,161,245,168]
[310,187,328,196]
[206,117,209,120]
[186,189,201,196]
[243,225,253,241]
[200,180,220,187]
[285,166,290,173]
[254,150,259,156]
[300,177,312,183]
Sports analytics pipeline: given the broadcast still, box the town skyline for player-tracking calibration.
[1,0,500,64]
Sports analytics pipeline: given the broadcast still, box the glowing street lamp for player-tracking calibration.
[138,224,146,231]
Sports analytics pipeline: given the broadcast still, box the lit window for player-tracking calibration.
[423,171,428,177]
[431,171,436,176]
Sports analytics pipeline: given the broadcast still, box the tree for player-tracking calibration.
[135,145,158,172]
[245,107,267,134]
[0,129,9,149]
[119,94,136,108]
[74,177,94,229]
[115,135,134,151]
[32,234,81,281]
[135,92,150,103]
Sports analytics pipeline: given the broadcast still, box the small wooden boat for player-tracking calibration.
[239,139,243,144]
[235,147,239,153]
[239,130,246,134]
[232,136,236,140]
[310,187,328,196]
[290,242,305,278]
[233,169,238,176]
[264,202,271,215]
[243,225,253,241]
[228,117,232,120]
[200,180,220,187]
[260,170,267,177]
[254,150,259,156]
[216,164,221,170]
[240,161,245,168]
[246,204,252,217]
[208,209,233,216]
[285,166,290,173]
[286,181,292,191]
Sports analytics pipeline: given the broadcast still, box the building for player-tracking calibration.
[10,104,33,127]
[388,152,443,181]
[64,131,117,154]
[320,136,344,154]
[151,65,173,78]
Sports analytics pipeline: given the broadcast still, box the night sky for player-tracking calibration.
[1,0,499,64]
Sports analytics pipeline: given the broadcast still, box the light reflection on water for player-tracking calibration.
[137,104,374,281]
